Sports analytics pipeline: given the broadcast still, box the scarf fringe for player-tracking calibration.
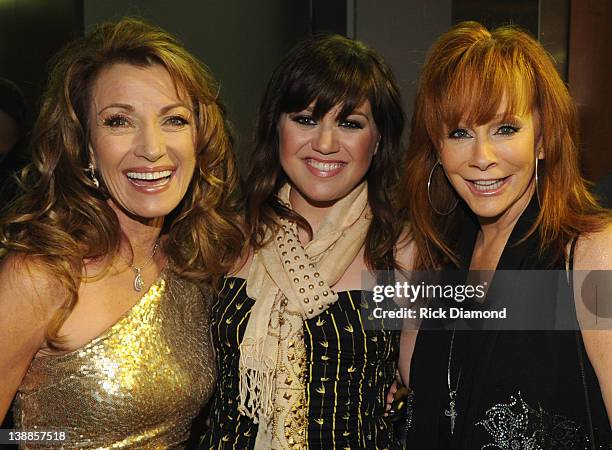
[238,338,276,424]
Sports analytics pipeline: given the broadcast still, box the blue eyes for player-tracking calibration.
[290,115,364,129]
[448,124,520,139]
[496,124,519,135]
[102,114,190,129]
[448,128,472,139]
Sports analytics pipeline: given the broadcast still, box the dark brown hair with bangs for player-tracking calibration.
[403,21,609,269]
[0,18,244,347]
[246,33,405,269]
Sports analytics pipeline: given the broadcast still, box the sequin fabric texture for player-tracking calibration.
[200,277,401,449]
[14,267,216,449]
[476,391,591,450]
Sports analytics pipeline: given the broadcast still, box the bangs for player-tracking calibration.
[429,42,536,142]
[279,53,373,120]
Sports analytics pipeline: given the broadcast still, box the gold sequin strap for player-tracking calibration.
[241,182,370,449]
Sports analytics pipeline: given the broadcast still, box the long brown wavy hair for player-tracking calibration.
[246,34,405,270]
[0,18,244,347]
[403,21,610,270]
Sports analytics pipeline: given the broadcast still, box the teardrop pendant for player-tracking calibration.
[133,267,144,292]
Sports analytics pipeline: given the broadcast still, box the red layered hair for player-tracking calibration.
[403,21,609,269]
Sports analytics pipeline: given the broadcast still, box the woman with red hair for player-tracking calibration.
[401,21,611,448]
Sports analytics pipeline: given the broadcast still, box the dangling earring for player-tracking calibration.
[88,162,100,188]
[427,160,458,215]
[535,156,541,207]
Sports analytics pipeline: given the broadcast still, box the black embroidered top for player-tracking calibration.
[198,277,401,449]
[407,196,612,449]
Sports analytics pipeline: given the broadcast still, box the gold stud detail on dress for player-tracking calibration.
[289,268,295,273]
[299,288,305,293]
[314,295,319,301]
[323,291,329,296]
[291,247,296,252]
[319,281,324,286]
[304,274,309,280]
[308,308,313,314]
[318,304,324,310]
[282,251,287,256]
[309,284,314,290]
[288,239,293,243]
[294,256,300,261]
[314,272,320,278]
[299,265,305,270]
[293,278,299,283]
[285,260,290,265]
[304,298,309,303]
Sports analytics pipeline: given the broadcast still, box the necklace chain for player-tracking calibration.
[445,329,461,435]
[119,238,160,292]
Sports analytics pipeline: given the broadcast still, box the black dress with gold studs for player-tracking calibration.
[198,277,401,449]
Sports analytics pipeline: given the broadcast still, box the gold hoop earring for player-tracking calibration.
[427,161,458,215]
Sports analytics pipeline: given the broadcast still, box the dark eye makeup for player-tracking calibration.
[102,114,131,128]
[448,128,472,139]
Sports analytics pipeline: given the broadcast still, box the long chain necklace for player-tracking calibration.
[120,239,160,292]
[445,328,461,435]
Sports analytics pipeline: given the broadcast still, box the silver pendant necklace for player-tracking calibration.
[445,329,461,435]
[121,239,160,292]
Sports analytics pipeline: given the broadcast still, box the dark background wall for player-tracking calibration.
[0,0,608,180]
[0,0,82,128]
[83,1,310,171]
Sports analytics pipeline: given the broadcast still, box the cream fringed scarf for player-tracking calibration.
[239,181,371,449]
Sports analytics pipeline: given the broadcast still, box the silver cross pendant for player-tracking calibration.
[444,390,458,434]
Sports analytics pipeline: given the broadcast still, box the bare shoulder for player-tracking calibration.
[573,222,612,270]
[0,252,65,421]
[395,225,417,271]
[571,223,612,419]
[228,247,254,279]
[0,252,65,315]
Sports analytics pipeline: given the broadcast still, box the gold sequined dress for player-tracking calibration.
[14,266,216,449]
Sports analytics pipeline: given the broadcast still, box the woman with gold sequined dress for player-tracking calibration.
[198,34,414,449]
[0,19,243,449]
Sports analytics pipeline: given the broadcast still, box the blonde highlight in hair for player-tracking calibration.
[404,21,610,269]
[0,18,244,347]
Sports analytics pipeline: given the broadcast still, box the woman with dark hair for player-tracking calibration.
[401,22,611,448]
[0,19,243,448]
[199,34,412,449]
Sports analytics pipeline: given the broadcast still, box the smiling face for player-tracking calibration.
[439,97,543,222]
[278,101,379,208]
[88,63,196,220]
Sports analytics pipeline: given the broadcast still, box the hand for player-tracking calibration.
[384,380,399,417]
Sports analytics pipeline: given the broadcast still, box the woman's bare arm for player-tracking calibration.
[573,223,612,425]
[0,254,61,422]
